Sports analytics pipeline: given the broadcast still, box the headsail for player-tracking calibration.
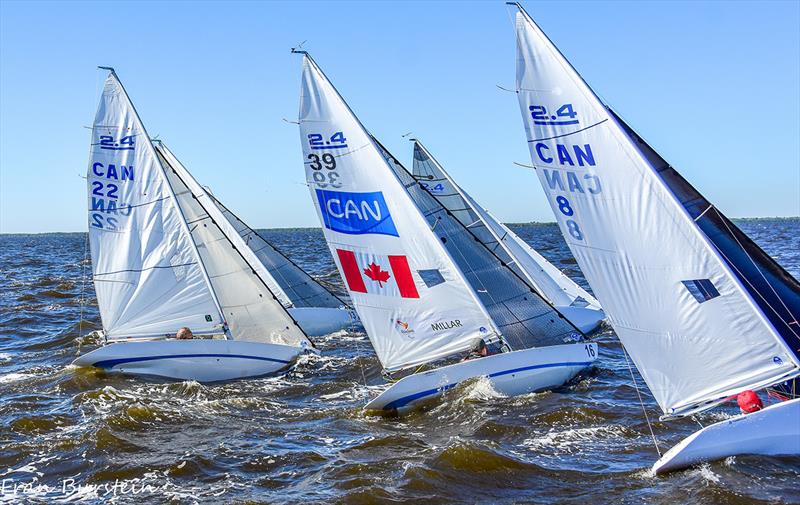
[511,3,800,417]
[375,138,584,352]
[155,143,312,348]
[411,140,602,315]
[298,53,499,372]
[206,193,347,310]
[88,70,223,340]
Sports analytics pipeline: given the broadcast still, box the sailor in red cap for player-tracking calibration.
[737,390,763,414]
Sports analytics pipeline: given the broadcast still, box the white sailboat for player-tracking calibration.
[510,3,800,472]
[154,141,359,337]
[295,51,597,414]
[410,139,604,333]
[74,68,315,382]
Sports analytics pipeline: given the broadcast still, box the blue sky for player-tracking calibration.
[1,1,798,233]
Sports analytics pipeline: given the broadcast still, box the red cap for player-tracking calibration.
[737,390,763,413]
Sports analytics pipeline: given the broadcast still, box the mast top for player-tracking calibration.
[97,66,116,73]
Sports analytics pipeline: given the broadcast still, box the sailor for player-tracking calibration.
[737,390,763,414]
[176,327,194,340]
[462,338,491,361]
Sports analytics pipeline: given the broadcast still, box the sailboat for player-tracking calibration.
[410,139,604,333]
[509,3,800,473]
[73,68,315,382]
[295,51,598,414]
[153,141,359,337]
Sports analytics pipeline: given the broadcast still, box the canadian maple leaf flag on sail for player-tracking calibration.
[335,249,419,299]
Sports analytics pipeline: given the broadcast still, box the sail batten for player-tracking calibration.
[512,5,800,416]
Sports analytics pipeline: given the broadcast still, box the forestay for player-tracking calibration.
[512,5,800,417]
[156,143,311,348]
[206,193,346,310]
[88,71,223,340]
[375,138,583,352]
[298,53,498,372]
[411,140,601,312]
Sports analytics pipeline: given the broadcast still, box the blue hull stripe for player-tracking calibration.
[92,353,292,370]
[381,360,592,411]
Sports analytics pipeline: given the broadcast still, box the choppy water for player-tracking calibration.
[1,219,798,504]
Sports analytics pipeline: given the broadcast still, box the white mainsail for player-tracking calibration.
[298,53,500,372]
[206,193,347,310]
[88,71,223,340]
[156,143,312,348]
[411,140,602,316]
[512,4,800,417]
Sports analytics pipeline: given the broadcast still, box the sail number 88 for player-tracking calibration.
[556,196,583,241]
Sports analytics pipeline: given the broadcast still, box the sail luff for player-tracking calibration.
[512,4,800,416]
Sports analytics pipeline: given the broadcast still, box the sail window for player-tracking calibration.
[682,279,720,303]
[418,269,445,288]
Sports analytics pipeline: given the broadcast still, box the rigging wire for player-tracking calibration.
[78,232,89,349]
[622,346,661,457]
[713,208,800,337]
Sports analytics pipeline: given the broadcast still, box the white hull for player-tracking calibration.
[288,306,358,336]
[72,339,303,382]
[364,342,598,414]
[652,397,800,474]
[555,305,605,334]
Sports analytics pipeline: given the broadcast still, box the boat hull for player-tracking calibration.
[288,306,358,336]
[652,397,800,474]
[555,305,605,334]
[72,339,303,382]
[364,342,598,414]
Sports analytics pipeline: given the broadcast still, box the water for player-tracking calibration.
[1,219,798,504]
